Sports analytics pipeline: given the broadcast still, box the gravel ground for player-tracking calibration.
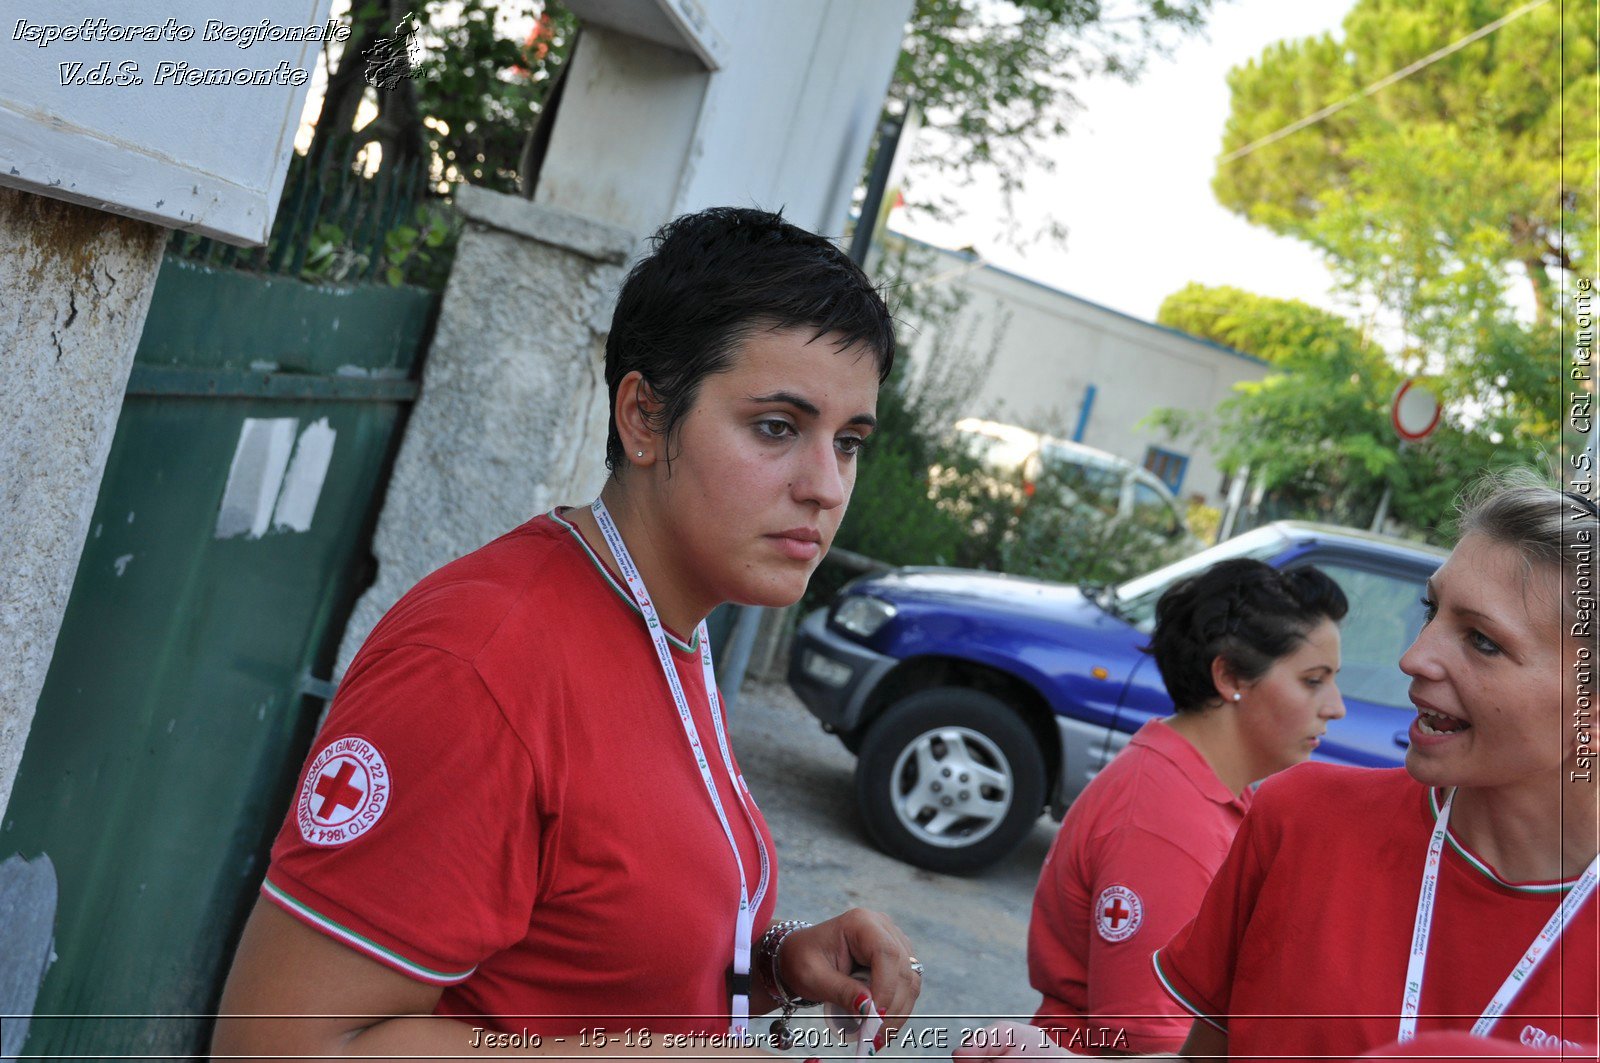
[728,678,1062,1056]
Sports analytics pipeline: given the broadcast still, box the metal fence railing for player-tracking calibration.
[166,144,442,287]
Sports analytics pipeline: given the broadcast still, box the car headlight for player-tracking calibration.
[831,595,897,638]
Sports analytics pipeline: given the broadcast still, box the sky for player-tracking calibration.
[894,0,1359,324]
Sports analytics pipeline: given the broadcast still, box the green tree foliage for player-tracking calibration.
[1214,0,1595,323]
[410,2,578,191]
[1157,282,1374,370]
[1178,1,1590,535]
[1152,284,1500,541]
[308,0,577,191]
[1210,0,1588,443]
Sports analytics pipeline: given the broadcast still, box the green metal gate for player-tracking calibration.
[1,256,435,1059]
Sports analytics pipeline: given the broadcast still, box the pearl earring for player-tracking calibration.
[636,451,644,458]
[1231,692,1242,702]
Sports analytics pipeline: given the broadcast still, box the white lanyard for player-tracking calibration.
[591,498,771,1037]
[1398,787,1599,1041]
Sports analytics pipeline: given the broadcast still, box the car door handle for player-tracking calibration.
[1393,729,1411,749]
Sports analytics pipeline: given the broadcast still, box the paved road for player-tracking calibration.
[729,679,1061,1056]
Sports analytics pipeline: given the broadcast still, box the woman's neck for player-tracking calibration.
[1449,777,1600,883]
[1163,709,1254,799]
[570,483,711,638]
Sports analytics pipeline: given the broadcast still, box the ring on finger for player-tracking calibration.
[909,956,924,976]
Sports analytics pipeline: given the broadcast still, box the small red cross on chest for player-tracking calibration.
[314,760,365,821]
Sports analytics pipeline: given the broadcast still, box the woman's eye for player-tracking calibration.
[1468,630,1502,656]
[756,419,795,440]
[836,434,868,457]
[1419,596,1436,623]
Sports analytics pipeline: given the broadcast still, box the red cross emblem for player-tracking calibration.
[313,760,366,823]
[296,737,390,847]
[1095,885,1143,942]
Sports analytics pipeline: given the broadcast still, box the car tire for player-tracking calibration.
[854,686,1046,874]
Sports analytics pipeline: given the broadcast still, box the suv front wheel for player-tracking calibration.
[854,686,1046,874]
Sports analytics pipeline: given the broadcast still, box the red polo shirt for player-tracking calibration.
[1029,718,1250,1055]
[263,511,778,1034]
[1154,764,1598,1062]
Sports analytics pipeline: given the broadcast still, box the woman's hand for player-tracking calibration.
[777,908,921,1048]
[952,1021,1073,1062]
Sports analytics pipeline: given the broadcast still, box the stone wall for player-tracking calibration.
[0,187,166,819]
[335,188,635,675]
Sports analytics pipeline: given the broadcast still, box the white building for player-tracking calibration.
[895,233,1269,505]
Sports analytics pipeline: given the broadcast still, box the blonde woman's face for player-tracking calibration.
[1400,533,1568,791]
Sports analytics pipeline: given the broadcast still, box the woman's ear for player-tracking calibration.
[1211,654,1244,703]
[614,370,662,467]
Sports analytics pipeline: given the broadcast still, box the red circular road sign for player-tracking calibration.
[1392,379,1441,442]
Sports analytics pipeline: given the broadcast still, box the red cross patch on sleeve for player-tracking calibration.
[1095,884,1144,943]
[296,735,391,846]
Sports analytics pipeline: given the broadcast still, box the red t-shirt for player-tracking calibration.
[1029,719,1251,1055]
[264,511,779,1034]
[1154,764,1598,1061]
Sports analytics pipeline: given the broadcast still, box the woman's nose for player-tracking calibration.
[793,437,847,509]
[1399,623,1444,681]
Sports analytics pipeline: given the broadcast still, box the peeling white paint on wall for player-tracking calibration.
[273,418,335,533]
[215,416,336,539]
[215,417,296,540]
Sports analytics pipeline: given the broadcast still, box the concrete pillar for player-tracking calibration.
[533,26,710,235]
[0,187,166,820]
[336,187,635,674]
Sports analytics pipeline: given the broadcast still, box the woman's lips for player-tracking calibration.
[767,531,821,561]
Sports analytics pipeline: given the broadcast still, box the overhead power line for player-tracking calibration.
[1218,0,1552,165]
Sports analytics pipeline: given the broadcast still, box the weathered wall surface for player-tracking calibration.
[335,187,633,675]
[537,0,912,238]
[0,186,166,819]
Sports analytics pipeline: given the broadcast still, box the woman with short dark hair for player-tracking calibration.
[213,208,921,1058]
[1029,557,1349,1054]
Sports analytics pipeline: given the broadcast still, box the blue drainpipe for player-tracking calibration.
[1072,384,1097,443]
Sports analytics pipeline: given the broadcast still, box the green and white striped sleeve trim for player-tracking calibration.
[1151,949,1227,1033]
[262,878,477,985]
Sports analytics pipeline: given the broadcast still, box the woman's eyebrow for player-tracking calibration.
[748,391,878,429]
[749,390,818,415]
[1427,576,1499,626]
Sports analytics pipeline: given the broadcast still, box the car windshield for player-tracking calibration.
[1112,525,1288,631]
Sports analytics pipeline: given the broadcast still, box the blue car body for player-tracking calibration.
[790,521,1449,825]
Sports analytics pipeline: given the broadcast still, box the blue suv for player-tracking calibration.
[788,522,1448,873]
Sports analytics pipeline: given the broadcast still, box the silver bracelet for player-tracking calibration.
[756,919,817,1049]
